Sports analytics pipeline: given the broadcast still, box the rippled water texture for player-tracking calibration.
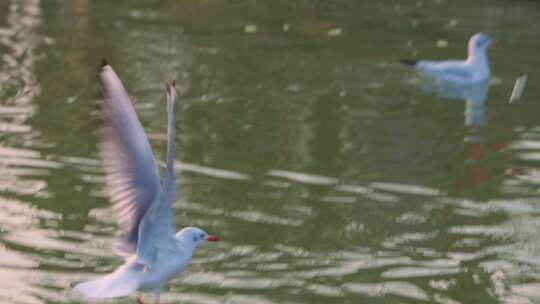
[1,0,540,303]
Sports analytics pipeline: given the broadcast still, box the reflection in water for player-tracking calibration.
[460,83,494,190]
[0,1,57,304]
[424,80,507,192]
[0,0,51,197]
[426,80,489,128]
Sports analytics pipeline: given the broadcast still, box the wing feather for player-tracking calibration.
[135,82,177,267]
[98,63,161,255]
[417,60,473,79]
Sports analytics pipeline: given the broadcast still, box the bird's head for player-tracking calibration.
[175,227,219,249]
[469,33,495,53]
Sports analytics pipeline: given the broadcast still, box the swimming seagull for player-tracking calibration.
[400,33,495,84]
[73,60,219,304]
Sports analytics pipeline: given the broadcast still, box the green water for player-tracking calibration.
[1,0,540,303]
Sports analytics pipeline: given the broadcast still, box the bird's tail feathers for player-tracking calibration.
[73,269,141,298]
[399,59,419,67]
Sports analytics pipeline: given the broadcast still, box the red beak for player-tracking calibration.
[206,235,219,242]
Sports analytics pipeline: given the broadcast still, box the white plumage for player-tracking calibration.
[74,61,218,304]
[402,33,494,84]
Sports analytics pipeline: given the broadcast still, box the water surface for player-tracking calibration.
[1,0,540,303]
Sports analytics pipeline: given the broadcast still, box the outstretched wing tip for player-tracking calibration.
[166,81,177,97]
[97,64,162,257]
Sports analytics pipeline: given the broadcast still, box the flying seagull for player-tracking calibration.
[74,60,219,304]
[400,33,495,84]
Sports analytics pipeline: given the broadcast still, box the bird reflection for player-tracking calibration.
[427,80,512,193]
[430,80,489,128]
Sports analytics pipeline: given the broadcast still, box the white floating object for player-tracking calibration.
[283,23,290,32]
[509,74,528,103]
[244,24,258,34]
[436,39,449,48]
[327,28,343,37]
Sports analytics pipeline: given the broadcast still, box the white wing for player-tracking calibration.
[417,60,473,79]
[135,82,177,268]
[99,61,161,256]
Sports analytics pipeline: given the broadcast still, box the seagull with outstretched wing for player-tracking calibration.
[74,61,219,304]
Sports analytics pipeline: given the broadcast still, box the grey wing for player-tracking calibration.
[440,67,473,78]
[135,82,177,268]
[99,62,161,256]
[417,60,473,78]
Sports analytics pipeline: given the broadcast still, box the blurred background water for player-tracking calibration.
[1,0,540,303]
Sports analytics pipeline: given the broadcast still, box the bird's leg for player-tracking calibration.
[153,291,161,304]
[136,292,144,304]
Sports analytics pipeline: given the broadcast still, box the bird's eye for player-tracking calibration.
[476,39,487,47]
[200,233,205,239]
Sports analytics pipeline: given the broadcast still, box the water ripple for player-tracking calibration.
[344,281,429,301]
